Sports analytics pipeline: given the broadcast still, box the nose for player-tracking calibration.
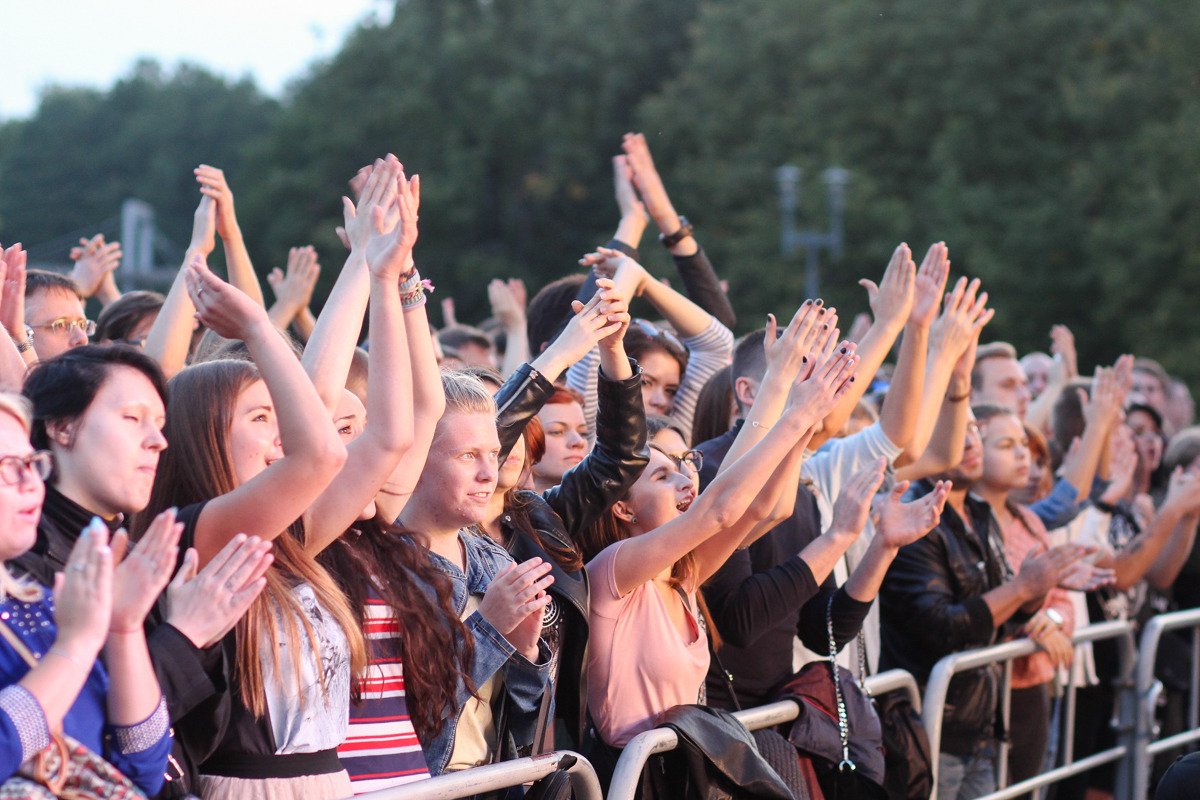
[478,457,498,485]
[69,325,89,348]
[147,427,168,452]
[647,388,670,414]
[567,430,586,450]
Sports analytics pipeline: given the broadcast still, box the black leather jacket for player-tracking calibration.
[492,360,649,746]
[880,480,1028,754]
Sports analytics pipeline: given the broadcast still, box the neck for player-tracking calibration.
[399,499,467,567]
[532,473,557,493]
[480,489,509,543]
[973,482,1013,517]
[946,486,970,519]
[50,476,120,522]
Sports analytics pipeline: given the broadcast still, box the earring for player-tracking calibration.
[630,515,638,524]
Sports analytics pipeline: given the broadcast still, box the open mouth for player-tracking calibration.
[676,496,694,512]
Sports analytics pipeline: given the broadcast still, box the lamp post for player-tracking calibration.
[775,165,850,299]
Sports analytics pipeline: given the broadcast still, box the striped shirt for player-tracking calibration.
[339,590,431,794]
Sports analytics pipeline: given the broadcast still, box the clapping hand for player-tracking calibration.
[166,534,273,648]
[268,246,321,317]
[108,508,182,635]
[478,558,554,661]
[53,520,114,662]
[69,234,122,299]
[185,253,269,340]
[874,479,950,549]
[859,243,915,329]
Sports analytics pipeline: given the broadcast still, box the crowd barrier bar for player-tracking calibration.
[607,669,919,800]
[350,750,603,800]
[1132,607,1200,799]
[922,620,1137,800]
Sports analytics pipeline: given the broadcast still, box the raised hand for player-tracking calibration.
[859,243,915,328]
[0,243,27,338]
[930,276,993,363]
[1058,561,1116,592]
[365,164,419,282]
[613,155,647,222]
[829,457,888,538]
[784,341,859,428]
[488,279,526,331]
[194,165,241,241]
[543,280,627,369]
[1162,465,1200,517]
[343,156,403,254]
[69,234,122,299]
[763,300,836,384]
[52,520,114,661]
[591,278,632,353]
[190,195,218,257]
[874,479,950,549]
[908,242,951,327]
[621,132,674,223]
[478,558,554,659]
[109,508,182,633]
[1084,365,1125,434]
[1050,325,1078,380]
[185,253,269,340]
[268,246,321,315]
[166,534,273,648]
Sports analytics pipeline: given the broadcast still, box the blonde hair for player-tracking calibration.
[440,370,497,417]
[0,394,44,604]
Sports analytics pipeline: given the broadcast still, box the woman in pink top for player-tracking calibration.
[578,309,860,763]
[973,405,1077,792]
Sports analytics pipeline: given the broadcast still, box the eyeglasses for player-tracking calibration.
[31,318,96,337]
[669,449,704,474]
[0,451,53,486]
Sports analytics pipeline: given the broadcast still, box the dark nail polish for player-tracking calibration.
[802,356,807,363]
[850,376,856,382]
[805,299,812,306]
[818,308,825,315]
[816,298,824,306]
[840,347,847,354]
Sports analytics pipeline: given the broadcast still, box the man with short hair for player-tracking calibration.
[880,414,1083,800]
[971,342,1031,418]
[24,270,91,361]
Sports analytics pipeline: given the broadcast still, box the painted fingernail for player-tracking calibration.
[816,298,824,306]
[819,308,825,315]
[805,299,812,305]
[850,376,856,382]
[823,324,829,330]
[840,347,847,354]
[802,356,807,363]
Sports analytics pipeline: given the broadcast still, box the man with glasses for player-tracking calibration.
[22,270,93,361]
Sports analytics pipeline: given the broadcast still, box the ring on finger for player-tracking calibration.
[72,564,86,572]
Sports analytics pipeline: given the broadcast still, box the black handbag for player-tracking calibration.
[874,690,932,800]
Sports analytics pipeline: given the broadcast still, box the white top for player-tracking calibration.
[263,583,352,754]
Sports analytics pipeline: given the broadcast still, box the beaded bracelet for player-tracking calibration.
[401,278,435,311]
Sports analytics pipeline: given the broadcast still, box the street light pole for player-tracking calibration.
[775,164,849,300]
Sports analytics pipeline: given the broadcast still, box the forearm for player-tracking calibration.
[143,250,200,378]
[1060,419,1110,498]
[613,214,648,251]
[878,322,928,451]
[811,316,904,448]
[0,333,27,391]
[1146,513,1198,589]
[797,526,860,587]
[895,383,968,482]
[365,273,414,455]
[292,307,316,343]
[672,246,736,329]
[95,273,122,306]
[103,632,162,726]
[267,300,300,332]
[300,252,371,413]
[221,229,266,308]
[1112,504,1185,590]
[844,538,898,602]
[734,441,809,549]
[1025,380,1066,435]
[897,346,960,466]
[500,323,530,378]
[982,579,1038,628]
[15,643,95,731]
[716,370,793,473]
[637,274,714,338]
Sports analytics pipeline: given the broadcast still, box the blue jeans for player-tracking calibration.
[938,746,997,800]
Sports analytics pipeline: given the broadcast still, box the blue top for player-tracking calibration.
[0,593,172,795]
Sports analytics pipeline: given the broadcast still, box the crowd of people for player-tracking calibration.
[0,131,1195,800]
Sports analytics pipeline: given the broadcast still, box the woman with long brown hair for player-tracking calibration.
[137,254,364,800]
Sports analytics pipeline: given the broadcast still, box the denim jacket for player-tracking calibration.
[424,531,554,775]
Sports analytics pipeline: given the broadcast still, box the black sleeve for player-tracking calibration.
[701,547,821,650]
[672,246,736,329]
[796,583,873,655]
[493,363,557,465]
[146,623,226,721]
[543,360,649,539]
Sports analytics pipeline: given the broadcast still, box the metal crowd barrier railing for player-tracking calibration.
[921,620,1138,800]
[351,750,603,800]
[606,669,921,800]
[1132,607,1200,798]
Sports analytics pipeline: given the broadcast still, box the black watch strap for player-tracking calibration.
[659,216,694,248]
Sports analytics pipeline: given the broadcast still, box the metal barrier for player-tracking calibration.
[607,669,920,800]
[350,750,603,800]
[921,620,1137,800]
[1132,608,1200,799]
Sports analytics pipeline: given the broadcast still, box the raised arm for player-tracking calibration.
[1025,325,1078,434]
[144,195,216,378]
[490,278,530,378]
[808,243,914,449]
[185,257,347,565]
[622,132,736,327]
[0,253,28,389]
[304,162,420,554]
[195,165,265,308]
[612,346,858,595]
[69,234,123,307]
[0,244,33,370]
[1057,358,1132,498]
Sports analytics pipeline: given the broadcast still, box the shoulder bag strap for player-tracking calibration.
[826,594,856,773]
[0,617,39,669]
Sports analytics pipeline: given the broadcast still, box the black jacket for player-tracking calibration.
[879,480,1027,754]
[492,360,649,746]
[8,485,229,798]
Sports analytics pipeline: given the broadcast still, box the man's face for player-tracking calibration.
[26,287,88,360]
[939,417,984,489]
[1130,370,1168,414]
[411,410,500,530]
[973,357,1031,419]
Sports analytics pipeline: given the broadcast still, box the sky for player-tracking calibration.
[0,0,393,121]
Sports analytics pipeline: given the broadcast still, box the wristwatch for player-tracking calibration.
[1046,608,1065,627]
[659,216,694,248]
[14,325,33,354]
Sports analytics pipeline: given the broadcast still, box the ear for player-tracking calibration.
[734,377,759,411]
[611,498,637,525]
[45,418,78,450]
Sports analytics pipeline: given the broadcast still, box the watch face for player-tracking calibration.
[1046,609,1064,626]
